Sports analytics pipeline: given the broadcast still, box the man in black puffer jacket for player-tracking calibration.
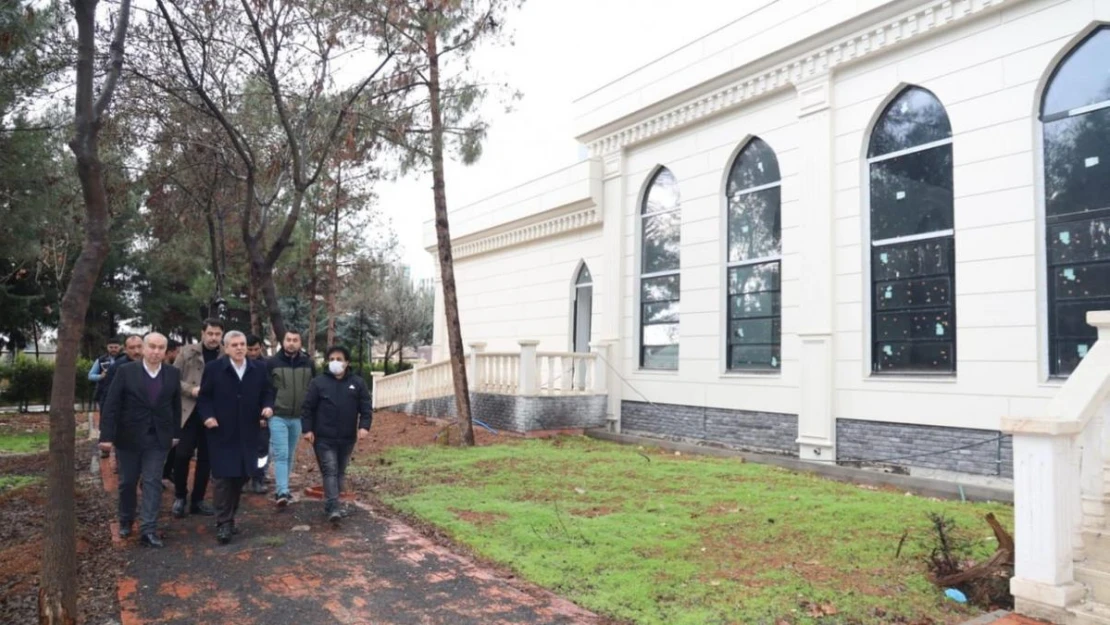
[301,345,371,524]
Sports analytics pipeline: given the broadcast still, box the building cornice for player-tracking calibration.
[586,0,1025,156]
[427,205,602,260]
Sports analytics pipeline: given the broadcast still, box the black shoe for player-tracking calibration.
[328,509,342,524]
[140,533,165,548]
[172,498,187,518]
[275,493,291,508]
[216,523,232,544]
[249,479,269,494]
[118,522,133,538]
[191,501,216,516]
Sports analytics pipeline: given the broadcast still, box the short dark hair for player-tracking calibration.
[167,339,180,350]
[107,337,121,345]
[325,345,350,361]
[246,334,262,347]
[125,334,142,345]
[282,329,302,341]
[202,318,225,332]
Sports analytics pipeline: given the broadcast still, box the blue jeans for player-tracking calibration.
[269,416,301,496]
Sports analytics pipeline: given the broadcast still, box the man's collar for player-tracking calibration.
[142,361,162,376]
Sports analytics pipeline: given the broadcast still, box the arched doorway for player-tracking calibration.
[573,263,593,354]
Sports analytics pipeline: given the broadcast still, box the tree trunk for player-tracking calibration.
[41,1,131,621]
[424,11,474,446]
[326,167,340,347]
[253,255,286,342]
[248,270,261,336]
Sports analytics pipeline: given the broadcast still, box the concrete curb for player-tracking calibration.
[585,430,1013,503]
[959,610,1013,624]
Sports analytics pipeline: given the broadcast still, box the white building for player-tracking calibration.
[428,0,1108,481]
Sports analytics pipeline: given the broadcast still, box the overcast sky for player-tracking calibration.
[378,0,750,281]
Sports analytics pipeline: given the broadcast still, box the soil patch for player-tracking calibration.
[0,441,122,625]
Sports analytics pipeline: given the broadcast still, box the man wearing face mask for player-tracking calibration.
[301,346,371,524]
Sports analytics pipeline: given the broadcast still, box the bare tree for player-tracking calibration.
[373,0,520,446]
[40,0,131,622]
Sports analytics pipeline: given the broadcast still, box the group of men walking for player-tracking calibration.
[94,318,373,548]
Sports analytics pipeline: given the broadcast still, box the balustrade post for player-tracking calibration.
[371,371,384,409]
[410,366,420,403]
[518,340,540,395]
[467,342,486,392]
[589,341,610,393]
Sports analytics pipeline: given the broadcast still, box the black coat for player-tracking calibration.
[96,354,133,404]
[99,361,182,451]
[197,357,275,479]
[301,371,372,442]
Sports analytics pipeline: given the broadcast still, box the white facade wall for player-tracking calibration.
[430,0,1110,453]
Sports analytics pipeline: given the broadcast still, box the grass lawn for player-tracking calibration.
[0,475,40,494]
[0,431,48,454]
[366,436,1012,625]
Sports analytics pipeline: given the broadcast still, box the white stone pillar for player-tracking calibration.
[793,73,836,461]
[518,340,539,395]
[410,366,420,403]
[589,340,612,395]
[467,341,487,392]
[599,149,625,431]
[370,371,384,409]
[1009,432,1084,622]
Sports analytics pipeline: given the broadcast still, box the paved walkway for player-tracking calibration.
[99,455,601,625]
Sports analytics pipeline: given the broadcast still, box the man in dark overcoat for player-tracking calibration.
[196,330,275,544]
[98,332,181,547]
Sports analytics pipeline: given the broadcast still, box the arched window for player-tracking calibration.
[1042,26,1110,376]
[573,263,593,354]
[640,168,681,370]
[725,137,781,370]
[867,87,955,373]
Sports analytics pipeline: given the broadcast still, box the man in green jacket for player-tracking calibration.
[265,329,315,507]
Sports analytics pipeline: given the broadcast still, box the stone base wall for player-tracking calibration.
[835,419,1013,478]
[383,393,607,434]
[620,401,798,454]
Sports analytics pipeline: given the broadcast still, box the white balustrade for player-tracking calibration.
[373,368,414,408]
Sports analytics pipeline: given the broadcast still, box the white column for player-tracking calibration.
[518,340,539,395]
[589,340,612,396]
[599,150,625,431]
[370,371,384,409]
[467,341,486,392]
[794,73,836,461]
[1009,432,1084,621]
[410,366,420,403]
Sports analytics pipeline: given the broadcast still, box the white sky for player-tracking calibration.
[378,0,750,281]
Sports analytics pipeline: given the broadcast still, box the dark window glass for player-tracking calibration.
[1043,28,1110,376]
[727,261,780,370]
[640,167,680,370]
[728,187,781,262]
[869,144,953,240]
[867,87,952,158]
[576,265,592,285]
[874,276,952,311]
[1041,27,1110,118]
[642,211,681,273]
[872,238,954,282]
[726,137,780,191]
[874,342,954,373]
[1044,107,1110,219]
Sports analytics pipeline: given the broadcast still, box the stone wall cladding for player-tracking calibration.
[382,393,607,433]
[620,401,798,454]
[836,419,1012,478]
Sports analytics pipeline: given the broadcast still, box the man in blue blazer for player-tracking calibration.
[197,330,275,544]
[98,332,182,548]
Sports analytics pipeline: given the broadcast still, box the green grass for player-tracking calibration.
[366,437,1012,625]
[0,475,40,494]
[0,430,48,453]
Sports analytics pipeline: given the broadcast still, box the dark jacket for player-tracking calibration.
[99,361,182,451]
[197,356,276,478]
[97,354,136,404]
[266,351,315,417]
[301,371,372,442]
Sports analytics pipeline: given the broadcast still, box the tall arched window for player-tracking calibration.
[726,137,781,370]
[640,168,681,370]
[867,87,955,373]
[1042,26,1110,376]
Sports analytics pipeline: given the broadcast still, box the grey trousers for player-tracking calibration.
[314,440,355,512]
[213,476,248,526]
[116,446,170,534]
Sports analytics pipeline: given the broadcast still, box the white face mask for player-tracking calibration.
[328,360,346,375]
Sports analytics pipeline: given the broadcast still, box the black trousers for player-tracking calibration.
[117,445,170,534]
[254,424,270,480]
[314,439,355,512]
[174,410,211,503]
[213,477,248,526]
